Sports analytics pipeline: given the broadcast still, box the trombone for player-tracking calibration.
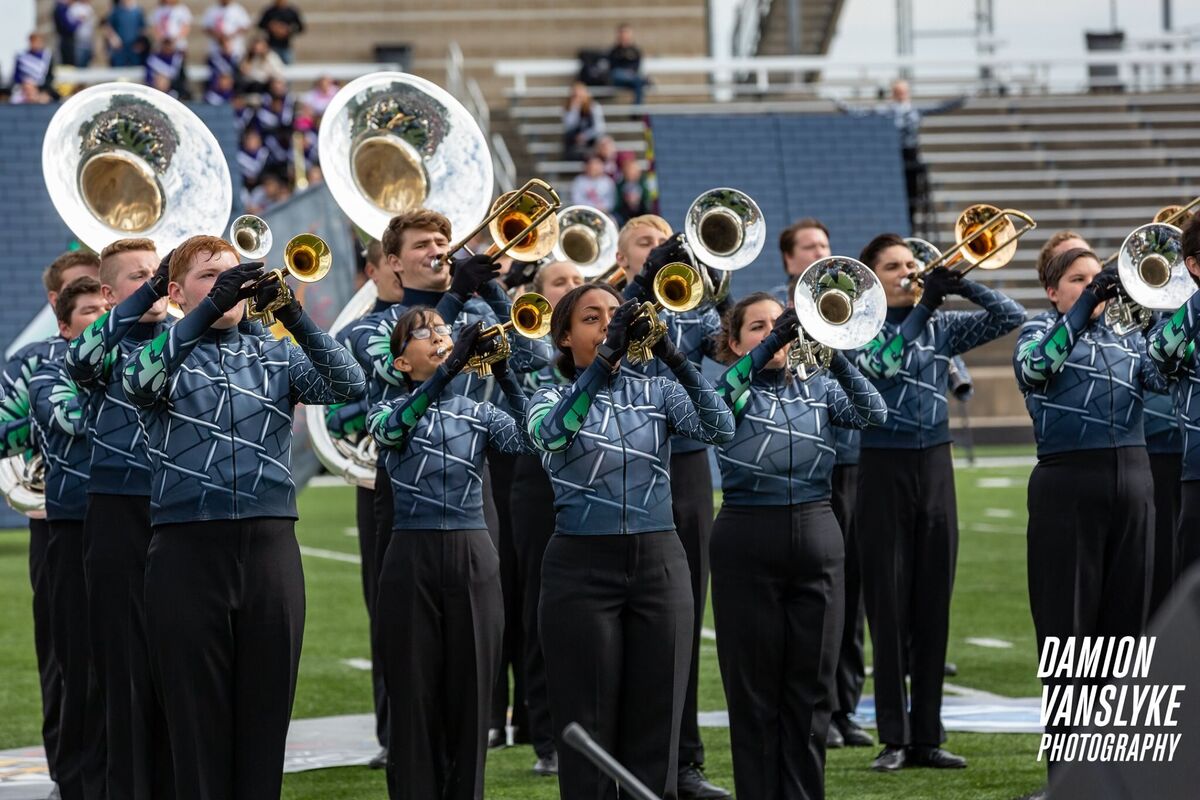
[902,204,1037,294]
[626,263,705,365]
[788,257,886,380]
[464,292,553,377]
[431,178,562,272]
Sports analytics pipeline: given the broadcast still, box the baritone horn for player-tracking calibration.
[465,292,553,377]
[789,257,886,380]
[1114,223,1192,312]
[683,188,766,303]
[903,204,1036,292]
[625,263,704,365]
[553,206,618,276]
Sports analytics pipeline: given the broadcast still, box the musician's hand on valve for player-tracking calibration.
[443,322,483,376]
[449,254,499,299]
[597,299,642,368]
[208,262,264,313]
[1087,268,1123,302]
[918,267,961,310]
[768,308,800,344]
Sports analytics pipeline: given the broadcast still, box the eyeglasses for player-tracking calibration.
[397,324,452,355]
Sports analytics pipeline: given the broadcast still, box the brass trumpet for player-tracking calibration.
[625,263,704,365]
[902,204,1037,293]
[245,234,332,325]
[464,292,553,377]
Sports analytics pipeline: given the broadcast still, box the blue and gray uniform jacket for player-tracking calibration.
[1139,312,1183,456]
[368,364,532,531]
[30,359,91,522]
[1147,291,1200,478]
[621,280,723,455]
[0,336,68,451]
[855,279,1024,449]
[527,355,734,535]
[122,299,366,525]
[64,282,168,496]
[713,331,886,506]
[1015,290,1167,458]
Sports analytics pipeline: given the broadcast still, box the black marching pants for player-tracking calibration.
[48,519,106,800]
[378,529,503,800]
[1027,447,1153,775]
[1148,452,1182,618]
[144,518,305,800]
[486,451,527,735]
[84,493,173,800]
[830,464,866,718]
[355,483,388,748]
[711,503,844,800]
[856,444,956,747]
[510,454,557,758]
[670,449,714,767]
[29,517,62,781]
[540,530,694,800]
[1178,480,1200,578]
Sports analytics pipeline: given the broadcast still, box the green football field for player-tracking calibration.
[0,446,1048,799]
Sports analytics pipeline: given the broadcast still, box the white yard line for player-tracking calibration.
[298,546,362,565]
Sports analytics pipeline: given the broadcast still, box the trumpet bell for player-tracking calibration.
[955,204,1017,270]
[553,205,618,276]
[654,263,704,314]
[1116,222,1193,311]
[511,292,553,338]
[489,190,559,262]
[284,234,332,282]
[684,188,765,272]
[43,82,232,254]
[229,214,273,260]
[793,257,886,351]
[318,72,493,241]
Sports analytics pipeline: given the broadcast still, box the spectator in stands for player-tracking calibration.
[12,33,56,100]
[771,218,832,302]
[204,71,236,105]
[609,23,648,104]
[202,0,251,61]
[10,78,53,105]
[257,0,304,64]
[302,74,338,116]
[238,127,269,189]
[207,35,239,81]
[562,81,605,161]
[570,153,617,213]
[245,169,291,214]
[53,0,76,66]
[614,156,652,223]
[593,135,620,180]
[69,0,97,68]
[151,0,192,56]
[240,35,283,94]
[145,37,187,98]
[103,0,147,67]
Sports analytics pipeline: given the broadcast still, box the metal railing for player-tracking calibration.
[446,41,517,193]
[732,0,774,58]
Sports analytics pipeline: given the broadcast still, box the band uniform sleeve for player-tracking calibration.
[2,347,46,418]
[0,415,32,457]
[484,401,535,455]
[713,329,789,419]
[856,305,931,380]
[122,299,223,408]
[527,361,609,453]
[660,358,735,444]
[699,306,722,360]
[825,351,888,428]
[66,281,160,388]
[1013,292,1099,391]
[286,312,367,406]
[325,398,369,439]
[31,363,87,438]
[1147,291,1200,376]
[366,366,452,451]
[941,279,1026,357]
[1135,331,1169,396]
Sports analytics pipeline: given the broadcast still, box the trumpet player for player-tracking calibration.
[121,236,366,800]
[527,283,734,800]
[63,238,175,800]
[615,215,731,799]
[854,234,1024,772]
[1015,246,1165,779]
[0,250,99,787]
[367,308,533,800]
[1147,215,1200,577]
[709,293,885,800]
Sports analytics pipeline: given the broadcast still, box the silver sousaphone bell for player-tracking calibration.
[1114,222,1194,314]
[789,257,886,380]
[683,188,766,304]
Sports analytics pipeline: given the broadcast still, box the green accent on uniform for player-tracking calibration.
[49,380,83,436]
[880,334,906,374]
[128,330,169,390]
[76,314,109,368]
[3,420,30,452]
[528,400,565,451]
[563,390,593,433]
[399,392,431,429]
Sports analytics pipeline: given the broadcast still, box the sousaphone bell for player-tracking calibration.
[683,188,766,303]
[789,257,886,380]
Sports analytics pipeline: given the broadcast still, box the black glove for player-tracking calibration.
[597,299,642,366]
[150,249,174,297]
[503,259,537,291]
[444,322,483,376]
[918,267,962,309]
[449,254,500,299]
[251,276,303,326]
[651,334,687,371]
[491,353,510,379]
[766,307,800,347]
[635,232,689,292]
[1086,268,1122,302]
[207,262,264,314]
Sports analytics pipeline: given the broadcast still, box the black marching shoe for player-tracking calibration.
[368,747,387,770]
[827,722,845,748]
[871,745,907,772]
[907,745,967,769]
[488,728,506,749]
[677,764,732,799]
[834,713,875,747]
[533,752,559,776]
[944,662,959,677]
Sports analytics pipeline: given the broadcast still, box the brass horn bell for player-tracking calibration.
[625,263,704,365]
[465,292,553,377]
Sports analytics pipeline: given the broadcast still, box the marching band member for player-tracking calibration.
[122,235,365,800]
[710,293,885,800]
[527,283,734,800]
[772,218,832,303]
[510,259,584,776]
[855,233,1024,772]
[64,238,174,799]
[0,250,99,786]
[31,277,109,800]
[1147,216,1200,577]
[1016,246,1164,776]
[616,215,731,800]
[368,307,532,800]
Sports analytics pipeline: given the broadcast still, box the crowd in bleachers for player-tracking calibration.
[5,0,312,215]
